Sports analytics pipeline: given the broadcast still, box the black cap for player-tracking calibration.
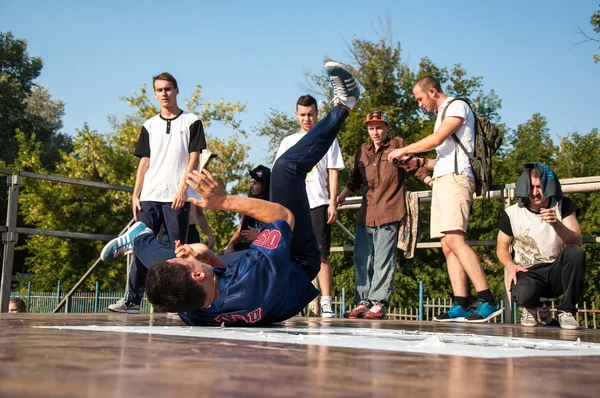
[249,165,271,184]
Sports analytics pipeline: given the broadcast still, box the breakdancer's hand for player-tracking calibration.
[186,169,227,210]
[175,240,225,267]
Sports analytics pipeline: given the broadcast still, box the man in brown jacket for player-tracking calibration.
[337,111,431,319]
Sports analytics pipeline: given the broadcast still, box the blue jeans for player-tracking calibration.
[270,106,349,280]
[131,106,349,287]
[353,222,399,305]
[127,201,189,304]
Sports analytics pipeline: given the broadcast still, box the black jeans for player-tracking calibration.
[511,244,586,314]
[270,106,349,280]
[128,201,190,304]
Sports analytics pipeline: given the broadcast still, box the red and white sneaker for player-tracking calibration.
[343,303,370,319]
[363,302,387,320]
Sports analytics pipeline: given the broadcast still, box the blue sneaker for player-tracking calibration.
[324,61,360,110]
[465,300,502,323]
[433,303,473,322]
[100,221,152,261]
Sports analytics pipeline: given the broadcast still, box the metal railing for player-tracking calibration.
[0,168,134,312]
[2,167,600,322]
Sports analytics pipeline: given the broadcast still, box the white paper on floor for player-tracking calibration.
[35,325,600,359]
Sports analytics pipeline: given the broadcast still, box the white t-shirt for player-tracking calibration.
[503,200,566,268]
[274,133,344,209]
[433,97,475,179]
[134,112,206,202]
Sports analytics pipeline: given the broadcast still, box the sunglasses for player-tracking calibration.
[538,301,552,308]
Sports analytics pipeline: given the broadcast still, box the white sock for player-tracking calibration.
[320,296,332,305]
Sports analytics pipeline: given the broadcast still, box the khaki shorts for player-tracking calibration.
[430,173,475,239]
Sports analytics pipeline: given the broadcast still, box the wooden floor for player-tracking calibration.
[1,314,599,398]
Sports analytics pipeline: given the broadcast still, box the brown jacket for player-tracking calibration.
[346,136,429,227]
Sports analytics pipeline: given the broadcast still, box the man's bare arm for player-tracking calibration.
[224,220,244,253]
[173,151,200,209]
[497,230,528,288]
[187,170,295,230]
[327,168,339,224]
[194,207,215,250]
[548,213,583,246]
[387,117,463,162]
[132,157,150,220]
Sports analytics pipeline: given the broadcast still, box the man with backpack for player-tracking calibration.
[387,76,501,323]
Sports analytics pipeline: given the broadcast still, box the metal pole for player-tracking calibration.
[341,287,345,317]
[419,281,424,321]
[502,187,514,324]
[27,280,31,312]
[94,281,99,313]
[1,173,21,313]
[57,280,61,312]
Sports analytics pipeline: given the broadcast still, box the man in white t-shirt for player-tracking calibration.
[274,95,344,318]
[497,163,585,330]
[387,76,501,323]
[109,72,206,314]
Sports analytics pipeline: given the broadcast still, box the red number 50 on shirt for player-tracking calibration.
[253,229,282,249]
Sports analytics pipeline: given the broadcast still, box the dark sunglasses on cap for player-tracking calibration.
[538,300,551,308]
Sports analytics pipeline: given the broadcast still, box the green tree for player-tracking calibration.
[496,113,556,184]
[0,31,71,170]
[15,84,249,291]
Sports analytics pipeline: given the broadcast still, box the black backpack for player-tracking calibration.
[441,98,502,197]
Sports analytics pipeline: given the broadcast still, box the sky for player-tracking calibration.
[1,0,599,167]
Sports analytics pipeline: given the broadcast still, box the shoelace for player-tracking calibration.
[559,312,575,321]
[522,311,535,322]
[329,76,349,101]
[113,244,133,258]
[353,304,367,313]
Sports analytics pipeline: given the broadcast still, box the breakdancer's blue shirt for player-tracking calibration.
[179,220,319,326]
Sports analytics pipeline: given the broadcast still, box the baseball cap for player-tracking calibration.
[364,111,389,125]
[249,165,271,184]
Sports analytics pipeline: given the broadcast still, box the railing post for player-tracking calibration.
[57,280,62,312]
[502,186,514,324]
[418,281,424,321]
[27,280,31,312]
[94,281,99,313]
[1,173,21,313]
[341,287,345,317]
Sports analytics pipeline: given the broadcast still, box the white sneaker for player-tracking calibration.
[558,311,580,330]
[520,307,537,327]
[320,302,335,318]
[108,298,140,314]
[324,61,360,110]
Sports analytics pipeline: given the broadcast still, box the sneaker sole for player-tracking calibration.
[321,313,335,318]
[324,61,349,71]
[433,317,466,322]
[108,308,140,314]
[364,315,386,320]
[465,308,503,323]
[521,322,538,327]
[560,325,581,330]
[559,323,580,330]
